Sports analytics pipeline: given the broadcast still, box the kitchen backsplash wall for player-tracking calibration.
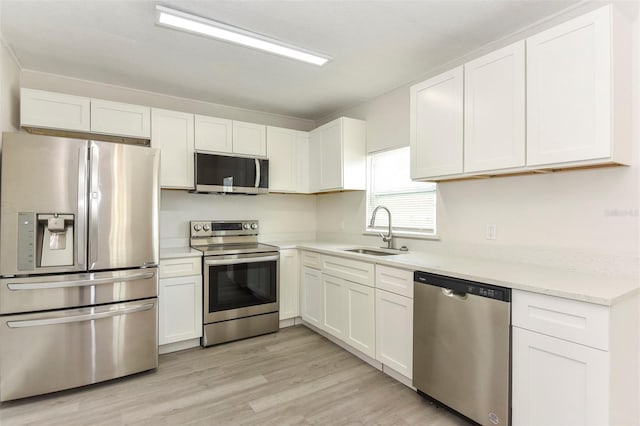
[160,190,317,247]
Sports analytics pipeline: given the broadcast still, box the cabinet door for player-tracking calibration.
[319,119,343,190]
[300,266,323,328]
[233,121,266,156]
[20,88,90,132]
[322,274,347,339]
[296,131,310,193]
[279,249,299,320]
[151,108,195,189]
[464,41,525,172]
[194,115,233,153]
[375,289,413,378]
[308,129,322,192]
[159,275,203,345]
[90,99,151,138]
[527,6,612,166]
[267,126,298,192]
[345,281,375,358]
[410,67,463,179]
[512,327,609,425]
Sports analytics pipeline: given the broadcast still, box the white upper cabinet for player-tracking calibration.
[90,99,151,138]
[151,108,195,189]
[21,89,152,139]
[21,88,91,132]
[194,115,233,153]
[266,126,299,193]
[410,66,464,180]
[296,131,311,193]
[309,117,366,193]
[233,120,266,157]
[464,41,525,173]
[527,5,630,167]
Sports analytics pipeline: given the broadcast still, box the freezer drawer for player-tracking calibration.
[0,268,158,314]
[0,298,158,402]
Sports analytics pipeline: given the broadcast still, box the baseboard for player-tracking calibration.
[382,364,415,389]
[279,316,304,328]
[159,338,200,355]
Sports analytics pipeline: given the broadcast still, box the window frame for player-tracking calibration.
[364,147,438,239]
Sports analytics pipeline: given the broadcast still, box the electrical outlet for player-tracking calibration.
[486,224,497,240]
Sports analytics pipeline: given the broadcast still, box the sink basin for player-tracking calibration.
[344,247,402,256]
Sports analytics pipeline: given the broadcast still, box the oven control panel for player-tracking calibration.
[190,220,259,238]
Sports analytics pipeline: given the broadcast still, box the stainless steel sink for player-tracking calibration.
[344,247,401,256]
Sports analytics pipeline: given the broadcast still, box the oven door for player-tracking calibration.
[204,252,279,323]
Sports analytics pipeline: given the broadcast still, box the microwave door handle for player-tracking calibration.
[205,254,279,267]
[255,158,260,188]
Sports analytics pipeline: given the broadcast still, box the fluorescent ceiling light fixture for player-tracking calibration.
[155,5,331,66]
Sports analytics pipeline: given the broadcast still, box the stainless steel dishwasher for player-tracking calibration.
[413,271,511,426]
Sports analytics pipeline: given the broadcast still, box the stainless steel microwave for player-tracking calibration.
[193,152,269,194]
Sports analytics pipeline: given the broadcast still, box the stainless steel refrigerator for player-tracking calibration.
[0,133,160,402]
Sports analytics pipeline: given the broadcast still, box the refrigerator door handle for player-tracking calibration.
[76,147,87,269]
[6,303,155,328]
[7,271,155,290]
[89,143,100,269]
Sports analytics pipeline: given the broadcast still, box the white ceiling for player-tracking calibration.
[1,0,580,121]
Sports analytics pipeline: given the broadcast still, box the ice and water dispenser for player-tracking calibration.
[18,212,75,269]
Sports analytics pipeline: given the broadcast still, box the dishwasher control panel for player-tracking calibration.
[414,271,511,302]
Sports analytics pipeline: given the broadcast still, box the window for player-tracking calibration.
[366,147,436,236]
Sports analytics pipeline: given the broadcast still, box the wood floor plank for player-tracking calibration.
[0,325,472,426]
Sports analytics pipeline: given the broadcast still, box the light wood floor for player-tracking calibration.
[0,325,471,425]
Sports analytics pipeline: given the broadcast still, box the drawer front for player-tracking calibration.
[375,265,413,298]
[0,299,158,402]
[322,255,374,286]
[159,257,201,279]
[300,250,322,270]
[512,290,609,350]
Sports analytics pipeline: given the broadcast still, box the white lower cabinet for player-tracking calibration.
[512,327,609,425]
[345,281,375,358]
[300,266,323,328]
[158,256,202,350]
[322,274,347,339]
[159,275,203,345]
[375,289,413,378]
[511,289,639,425]
[279,249,299,320]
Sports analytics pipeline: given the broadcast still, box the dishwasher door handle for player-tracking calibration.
[442,288,468,301]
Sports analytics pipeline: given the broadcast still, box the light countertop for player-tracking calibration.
[268,241,639,306]
[159,247,202,259]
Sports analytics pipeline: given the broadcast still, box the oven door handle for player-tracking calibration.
[205,254,279,267]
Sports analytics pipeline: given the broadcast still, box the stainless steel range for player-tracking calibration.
[190,220,279,347]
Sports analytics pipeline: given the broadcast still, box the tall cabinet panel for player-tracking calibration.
[410,66,464,179]
[464,41,525,172]
[267,126,299,193]
[151,108,195,189]
[527,6,615,166]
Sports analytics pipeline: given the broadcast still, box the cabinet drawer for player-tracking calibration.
[300,251,322,270]
[375,265,413,298]
[512,290,609,350]
[322,255,374,286]
[159,257,201,279]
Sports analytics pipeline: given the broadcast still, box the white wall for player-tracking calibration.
[0,11,20,137]
[314,2,640,277]
[160,190,316,247]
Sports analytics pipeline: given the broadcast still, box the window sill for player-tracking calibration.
[362,230,440,241]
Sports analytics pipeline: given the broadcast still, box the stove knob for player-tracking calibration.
[243,223,250,230]
[193,224,202,231]
[250,223,258,230]
[203,224,211,231]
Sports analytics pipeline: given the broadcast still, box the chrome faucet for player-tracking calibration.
[369,205,393,249]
